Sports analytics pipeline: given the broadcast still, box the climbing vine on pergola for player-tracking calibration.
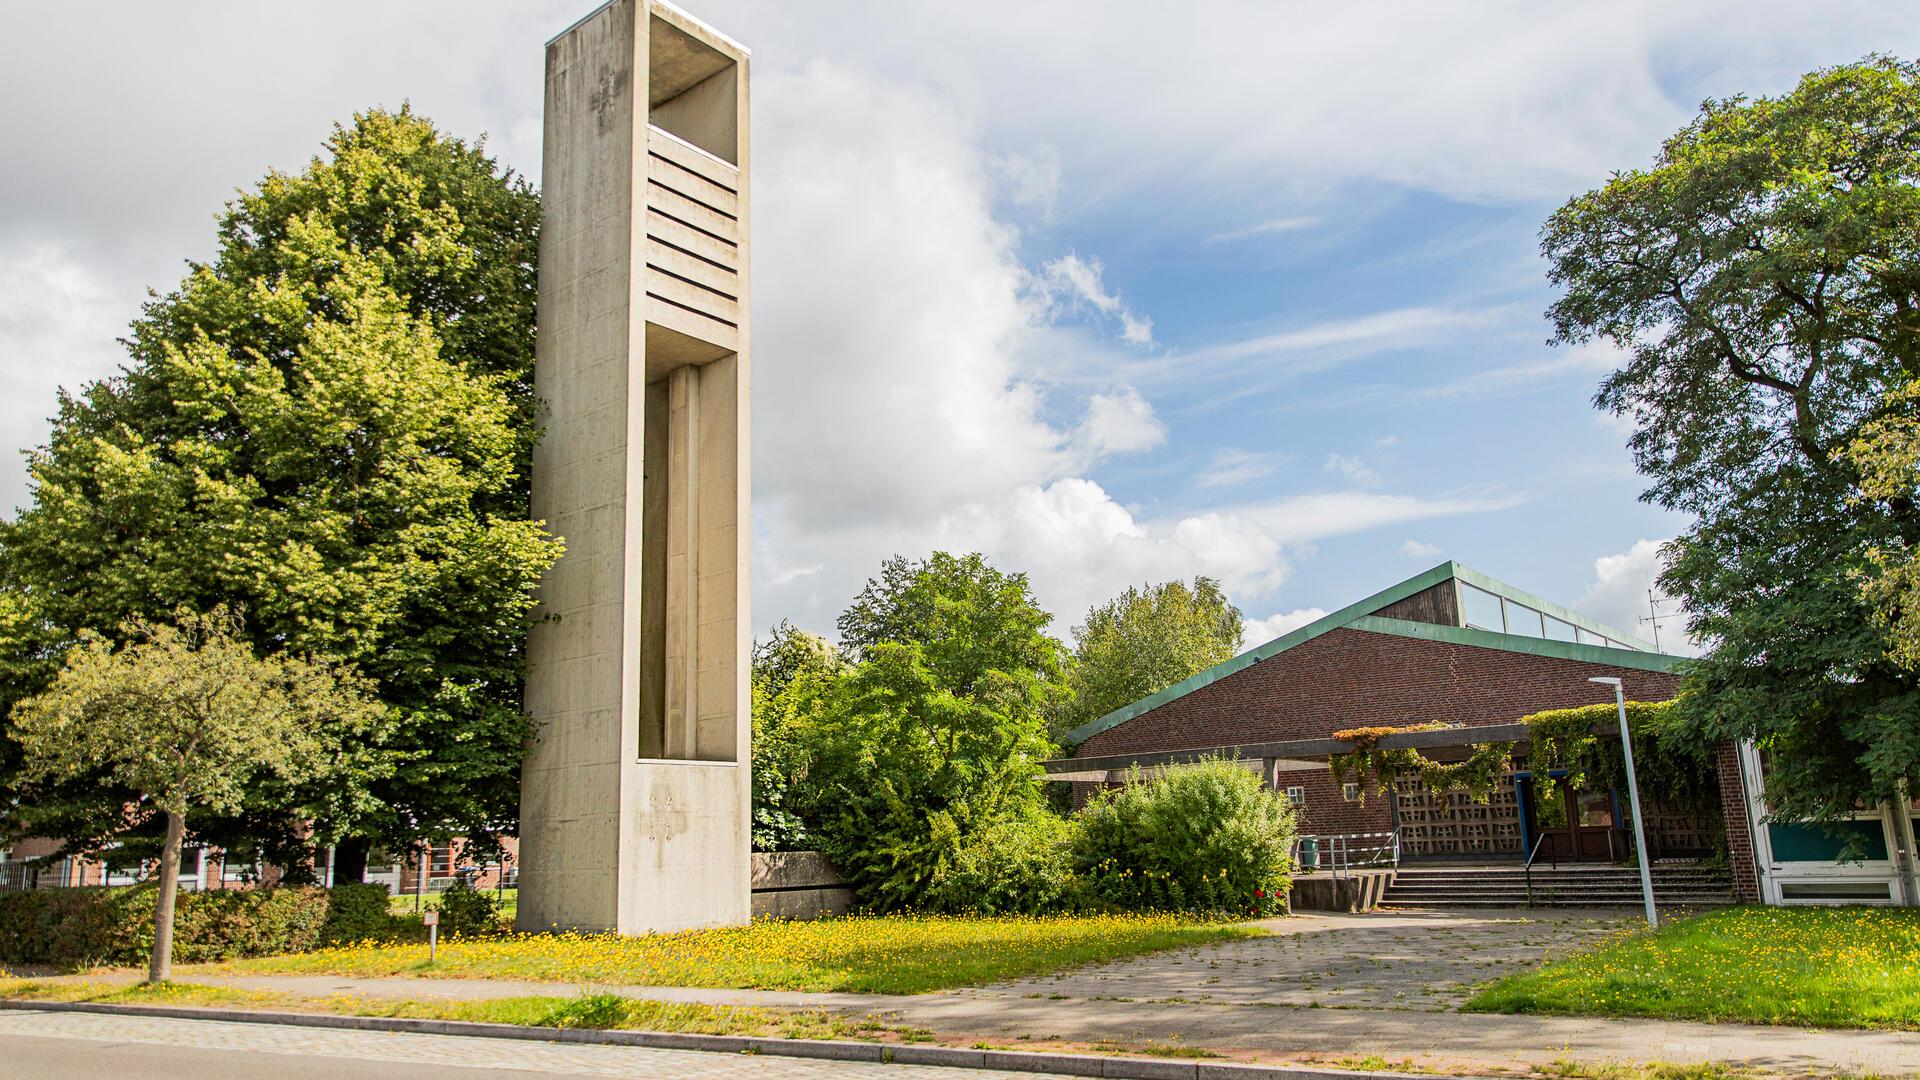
[1328,723,1516,806]
[1328,701,1719,815]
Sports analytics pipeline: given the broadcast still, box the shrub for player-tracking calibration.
[0,883,399,968]
[1071,758,1295,915]
[924,811,1076,915]
[320,883,405,945]
[435,879,502,937]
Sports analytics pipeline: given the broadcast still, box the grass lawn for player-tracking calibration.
[201,912,1259,995]
[389,888,518,924]
[1464,905,1920,1029]
[0,978,891,1040]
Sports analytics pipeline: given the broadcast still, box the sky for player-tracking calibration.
[3,1,1913,658]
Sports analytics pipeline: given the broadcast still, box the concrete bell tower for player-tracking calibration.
[518,0,751,934]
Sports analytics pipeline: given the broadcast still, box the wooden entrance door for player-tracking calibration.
[1527,780,1623,862]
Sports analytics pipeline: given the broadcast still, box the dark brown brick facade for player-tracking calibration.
[1071,626,1733,859]
[1076,627,1683,758]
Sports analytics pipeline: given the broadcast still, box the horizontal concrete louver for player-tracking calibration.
[644,127,740,345]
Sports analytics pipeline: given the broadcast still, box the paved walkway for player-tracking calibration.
[32,908,1920,1075]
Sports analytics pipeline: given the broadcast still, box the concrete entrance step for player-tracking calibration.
[1381,862,1735,908]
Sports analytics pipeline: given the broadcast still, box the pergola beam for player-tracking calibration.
[1042,721,1535,780]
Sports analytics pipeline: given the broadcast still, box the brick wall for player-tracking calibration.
[1275,764,1393,837]
[1074,627,1687,854]
[1078,627,1682,757]
[1715,742,1761,902]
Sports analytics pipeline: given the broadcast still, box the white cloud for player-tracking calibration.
[1577,538,1702,656]
[1418,340,1625,402]
[0,244,127,514]
[1243,608,1329,645]
[1073,386,1167,459]
[1401,539,1443,560]
[1205,216,1319,245]
[1039,253,1153,345]
[1197,448,1284,490]
[750,61,1072,531]
[1241,489,1523,546]
[1324,452,1382,487]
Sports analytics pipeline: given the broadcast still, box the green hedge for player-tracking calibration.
[0,883,405,968]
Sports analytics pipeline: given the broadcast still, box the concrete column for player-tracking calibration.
[519,0,751,935]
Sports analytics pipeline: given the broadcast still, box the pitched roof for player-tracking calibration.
[1063,560,1687,746]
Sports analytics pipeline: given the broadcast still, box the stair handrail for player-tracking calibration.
[1522,831,1557,905]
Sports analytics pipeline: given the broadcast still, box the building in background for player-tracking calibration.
[1051,563,1790,901]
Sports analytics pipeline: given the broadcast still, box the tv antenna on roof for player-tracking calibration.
[1640,588,1678,652]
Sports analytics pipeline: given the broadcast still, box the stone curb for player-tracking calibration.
[0,998,1491,1080]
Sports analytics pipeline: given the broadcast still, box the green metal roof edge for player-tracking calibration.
[1450,563,1655,652]
[1063,561,1462,746]
[1346,614,1686,673]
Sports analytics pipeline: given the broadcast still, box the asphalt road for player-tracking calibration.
[0,1009,1047,1080]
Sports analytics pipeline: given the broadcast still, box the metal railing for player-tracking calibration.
[1523,831,1559,904]
[1294,832,1401,880]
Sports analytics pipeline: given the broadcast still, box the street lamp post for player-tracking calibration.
[1588,676,1658,929]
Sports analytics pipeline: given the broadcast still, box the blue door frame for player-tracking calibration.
[1514,769,1626,861]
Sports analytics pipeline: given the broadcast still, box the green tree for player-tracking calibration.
[1541,56,1920,823]
[9,609,383,983]
[809,553,1068,910]
[749,621,846,852]
[1060,577,1243,741]
[0,107,560,874]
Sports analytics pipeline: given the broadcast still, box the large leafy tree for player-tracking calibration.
[11,609,382,983]
[810,553,1068,910]
[0,107,560,875]
[1059,577,1243,741]
[748,621,846,852]
[1542,56,1920,823]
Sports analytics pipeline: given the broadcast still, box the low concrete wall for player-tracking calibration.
[750,850,854,920]
[1288,870,1393,912]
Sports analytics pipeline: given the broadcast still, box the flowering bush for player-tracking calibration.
[1070,757,1295,914]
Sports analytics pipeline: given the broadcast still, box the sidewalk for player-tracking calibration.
[42,968,1920,1076]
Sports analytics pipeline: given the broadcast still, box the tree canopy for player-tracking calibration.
[1060,577,1243,741]
[807,552,1067,910]
[1542,56,1920,822]
[0,107,560,870]
[10,608,382,981]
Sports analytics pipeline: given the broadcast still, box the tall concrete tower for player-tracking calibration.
[518,0,750,934]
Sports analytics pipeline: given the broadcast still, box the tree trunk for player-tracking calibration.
[332,835,371,885]
[149,810,185,985]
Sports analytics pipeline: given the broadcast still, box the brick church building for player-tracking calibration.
[1051,562,1779,901]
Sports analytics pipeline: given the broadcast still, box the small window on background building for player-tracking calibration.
[1502,600,1544,637]
[1285,786,1306,807]
[1461,583,1504,632]
[1342,782,1360,802]
[430,844,453,877]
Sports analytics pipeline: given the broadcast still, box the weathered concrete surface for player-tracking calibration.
[751,851,854,920]
[1288,871,1391,913]
[519,0,752,936]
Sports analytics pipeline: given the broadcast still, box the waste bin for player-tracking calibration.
[1298,837,1319,873]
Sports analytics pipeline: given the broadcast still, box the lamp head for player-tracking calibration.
[1587,676,1622,687]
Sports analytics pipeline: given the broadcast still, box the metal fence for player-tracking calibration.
[1293,831,1401,879]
